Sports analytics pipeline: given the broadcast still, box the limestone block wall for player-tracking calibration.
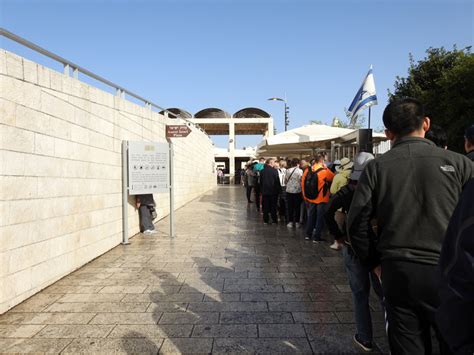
[0,50,216,314]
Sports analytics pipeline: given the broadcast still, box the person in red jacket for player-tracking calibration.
[301,153,335,242]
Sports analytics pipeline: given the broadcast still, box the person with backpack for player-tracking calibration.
[325,152,383,352]
[301,153,335,242]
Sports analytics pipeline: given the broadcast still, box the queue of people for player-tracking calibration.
[241,98,474,354]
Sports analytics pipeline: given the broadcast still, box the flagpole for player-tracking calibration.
[368,107,371,129]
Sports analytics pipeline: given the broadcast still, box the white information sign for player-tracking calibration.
[128,141,169,195]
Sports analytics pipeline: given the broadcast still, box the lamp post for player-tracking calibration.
[268,97,289,132]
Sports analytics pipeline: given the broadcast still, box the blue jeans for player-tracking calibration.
[342,246,384,342]
[305,202,327,240]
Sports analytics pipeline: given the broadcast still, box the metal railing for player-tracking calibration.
[0,27,209,137]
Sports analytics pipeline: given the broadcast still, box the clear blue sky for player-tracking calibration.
[1,0,472,148]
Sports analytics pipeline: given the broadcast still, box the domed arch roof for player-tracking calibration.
[158,108,192,119]
[233,107,271,118]
[194,108,231,119]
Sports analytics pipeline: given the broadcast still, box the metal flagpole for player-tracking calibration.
[368,107,371,129]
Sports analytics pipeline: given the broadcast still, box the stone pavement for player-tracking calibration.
[0,186,388,354]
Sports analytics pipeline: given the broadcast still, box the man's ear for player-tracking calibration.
[385,129,395,142]
[422,117,431,133]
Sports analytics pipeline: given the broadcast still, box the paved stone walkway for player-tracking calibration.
[0,186,388,354]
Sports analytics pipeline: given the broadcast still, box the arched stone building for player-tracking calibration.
[161,107,274,183]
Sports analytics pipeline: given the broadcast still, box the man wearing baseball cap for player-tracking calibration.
[325,152,383,352]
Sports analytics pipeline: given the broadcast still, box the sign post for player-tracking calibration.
[122,141,130,245]
[166,125,192,239]
[122,140,169,244]
[168,141,175,238]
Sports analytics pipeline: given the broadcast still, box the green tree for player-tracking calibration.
[388,46,474,153]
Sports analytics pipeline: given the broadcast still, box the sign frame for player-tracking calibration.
[127,141,169,195]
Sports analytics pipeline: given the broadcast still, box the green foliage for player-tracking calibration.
[388,46,474,152]
[342,108,368,129]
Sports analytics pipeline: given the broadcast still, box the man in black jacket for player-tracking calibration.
[259,158,281,224]
[437,178,474,354]
[348,98,473,354]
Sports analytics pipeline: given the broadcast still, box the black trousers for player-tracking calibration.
[381,261,451,355]
[254,185,261,210]
[286,192,302,224]
[246,186,253,202]
[278,189,288,223]
[262,194,278,223]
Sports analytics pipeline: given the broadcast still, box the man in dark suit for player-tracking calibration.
[259,158,281,224]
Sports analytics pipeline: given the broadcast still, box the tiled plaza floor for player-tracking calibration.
[0,186,388,354]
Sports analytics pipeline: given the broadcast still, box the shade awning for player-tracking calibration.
[257,124,388,156]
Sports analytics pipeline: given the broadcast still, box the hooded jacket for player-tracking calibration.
[330,169,351,195]
[348,137,473,266]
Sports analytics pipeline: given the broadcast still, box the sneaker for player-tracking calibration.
[312,239,321,243]
[330,241,342,250]
[304,236,311,240]
[295,222,301,228]
[287,222,294,228]
[353,334,373,352]
[264,222,269,225]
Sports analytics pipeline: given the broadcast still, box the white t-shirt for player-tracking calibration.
[285,167,303,193]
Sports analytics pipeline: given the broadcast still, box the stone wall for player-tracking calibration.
[0,50,216,314]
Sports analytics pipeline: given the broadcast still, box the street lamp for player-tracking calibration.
[268,97,289,132]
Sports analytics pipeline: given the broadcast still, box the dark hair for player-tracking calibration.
[465,124,474,145]
[290,158,300,167]
[425,124,448,148]
[383,98,425,136]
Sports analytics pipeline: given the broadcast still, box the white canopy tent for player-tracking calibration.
[256,124,389,158]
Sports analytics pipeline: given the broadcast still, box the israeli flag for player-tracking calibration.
[348,66,378,119]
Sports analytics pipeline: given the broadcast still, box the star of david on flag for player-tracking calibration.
[347,66,378,120]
